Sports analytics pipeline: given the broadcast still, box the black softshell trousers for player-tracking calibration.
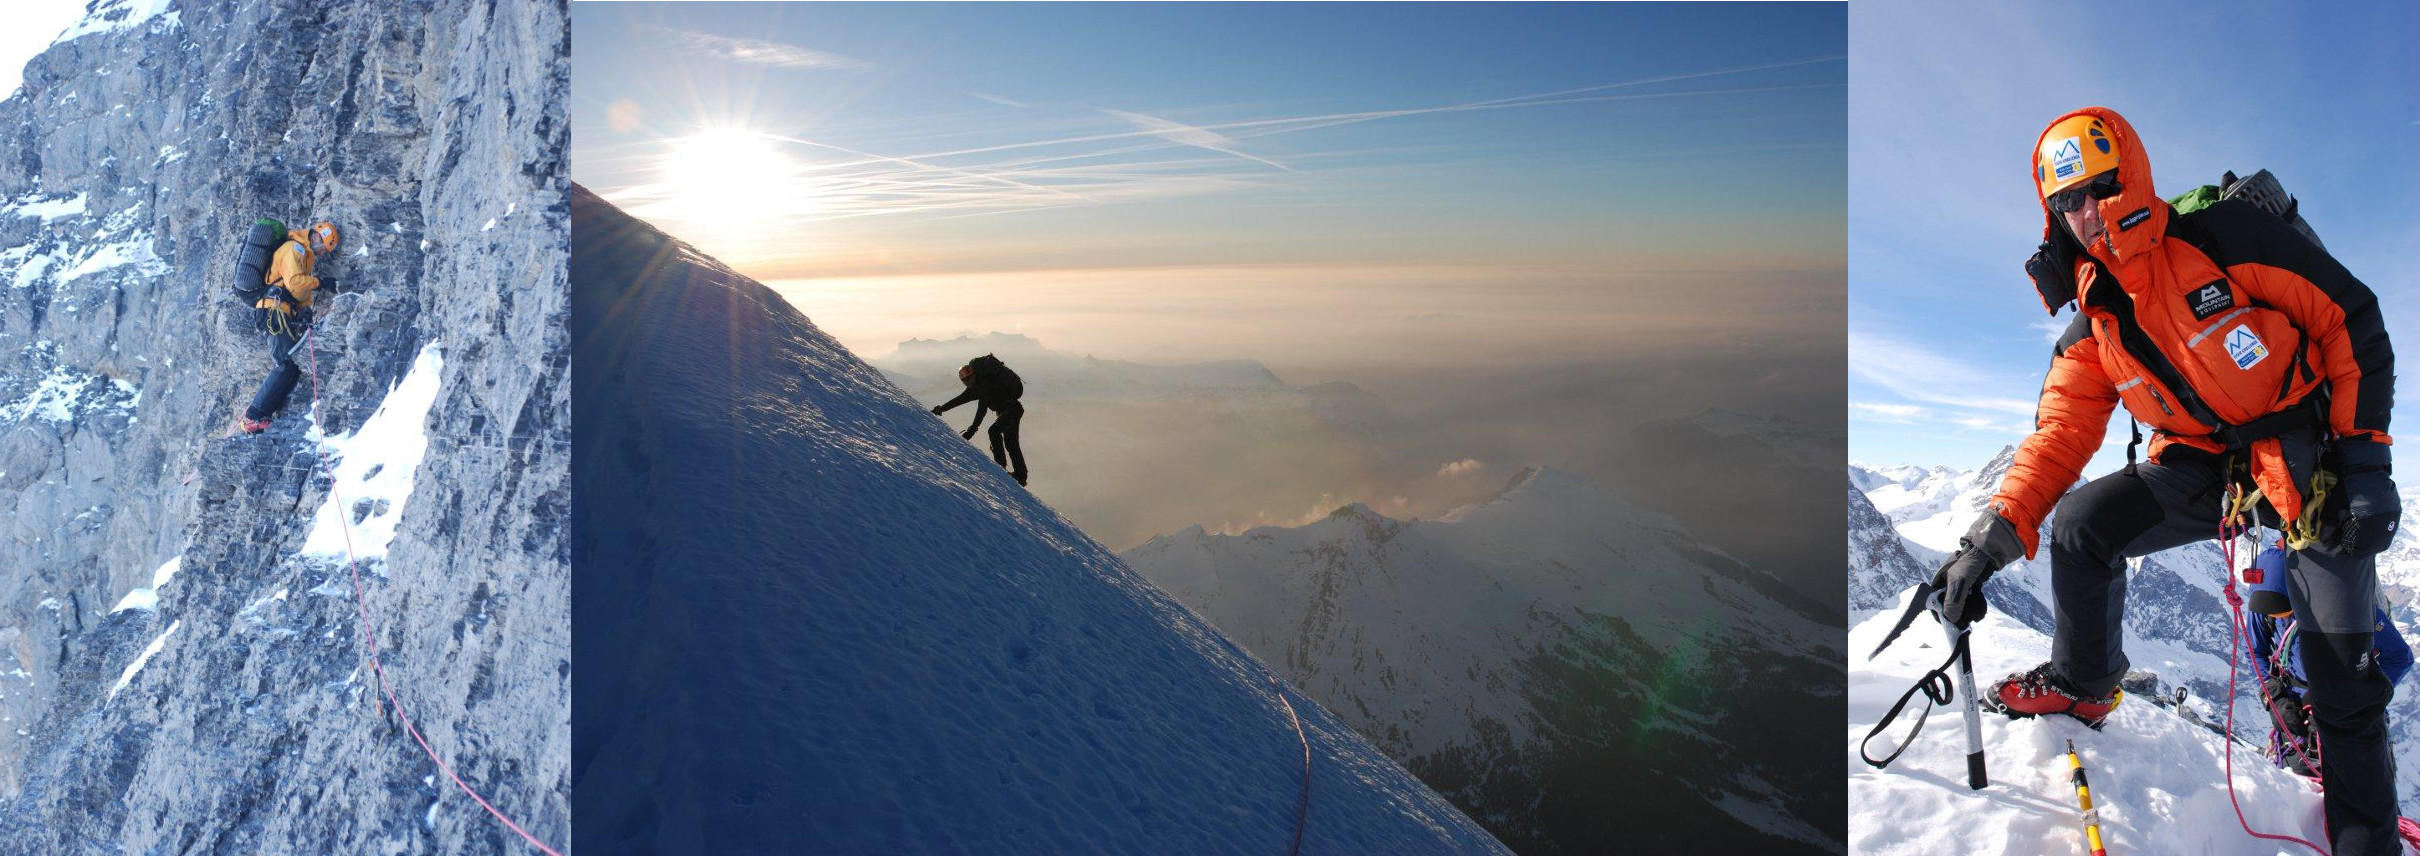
[244,326,305,422]
[2047,434,2397,854]
[987,401,1027,482]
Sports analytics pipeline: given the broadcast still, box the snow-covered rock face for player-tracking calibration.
[1126,466,1844,854]
[571,184,1505,854]
[1849,454,2420,814]
[0,2,569,853]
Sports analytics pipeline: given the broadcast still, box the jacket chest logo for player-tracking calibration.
[2226,325,2269,370]
[2188,280,2233,320]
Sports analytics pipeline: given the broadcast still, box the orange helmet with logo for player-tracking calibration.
[2034,113,2123,199]
[306,221,339,255]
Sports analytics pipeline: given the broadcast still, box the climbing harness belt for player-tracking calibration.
[305,333,564,856]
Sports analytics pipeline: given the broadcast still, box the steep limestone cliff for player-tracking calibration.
[0,1,568,852]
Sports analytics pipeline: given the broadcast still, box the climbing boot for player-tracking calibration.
[235,415,271,434]
[1984,662,2121,728]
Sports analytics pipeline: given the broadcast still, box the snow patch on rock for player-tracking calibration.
[300,342,444,564]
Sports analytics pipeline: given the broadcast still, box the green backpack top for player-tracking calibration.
[2167,169,2324,250]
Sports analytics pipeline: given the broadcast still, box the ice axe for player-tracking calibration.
[1860,579,1989,790]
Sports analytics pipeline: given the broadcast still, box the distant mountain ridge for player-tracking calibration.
[1127,466,1844,855]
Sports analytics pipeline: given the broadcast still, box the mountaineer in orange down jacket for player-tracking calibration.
[237,221,338,434]
[1929,107,2401,854]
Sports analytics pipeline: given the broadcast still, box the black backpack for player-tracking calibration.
[2168,170,2324,250]
[231,217,286,305]
[971,354,1023,400]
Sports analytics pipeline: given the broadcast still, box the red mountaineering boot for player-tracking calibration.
[1985,662,2121,728]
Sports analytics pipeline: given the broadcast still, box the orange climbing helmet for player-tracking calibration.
[2034,113,2123,200]
[305,221,339,255]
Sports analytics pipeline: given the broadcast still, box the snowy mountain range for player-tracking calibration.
[1848,450,2420,839]
[1125,466,1844,854]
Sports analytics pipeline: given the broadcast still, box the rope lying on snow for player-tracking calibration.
[306,334,565,856]
[1268,674,1311,856]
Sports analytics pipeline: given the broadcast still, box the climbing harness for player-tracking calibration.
[305,333,564,856]
[2065,740,2108,856]
[1859,583,1988,789]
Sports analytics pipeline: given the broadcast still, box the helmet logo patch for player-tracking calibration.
[2226,325,2269,370]
[2050,137,2086,181]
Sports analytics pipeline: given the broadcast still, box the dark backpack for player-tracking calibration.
[970,354,1023,401]
[2168,169,2324,251]
[231,217,287,305]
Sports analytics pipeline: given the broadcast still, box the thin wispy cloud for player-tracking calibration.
[1100,108,1291,171]
[1850,402,1929,423]
[657,27,873,72]
[1848,328,2037,416]
[599,55,1842,236]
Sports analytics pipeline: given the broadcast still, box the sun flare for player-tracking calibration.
[661,128,805,233]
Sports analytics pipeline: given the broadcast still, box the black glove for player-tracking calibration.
[961,427,977,440]
[931,405,946,416]
[1929,512,2026,628]
[2025,231,2081,310]
[2327,436,2400,556]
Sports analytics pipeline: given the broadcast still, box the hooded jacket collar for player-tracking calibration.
[2034,107,2169,304]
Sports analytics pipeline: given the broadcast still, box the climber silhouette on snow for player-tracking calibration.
[931,354,1027,486]
[230,218,339,434]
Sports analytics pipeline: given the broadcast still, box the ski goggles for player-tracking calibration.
[2047,171,2122,213]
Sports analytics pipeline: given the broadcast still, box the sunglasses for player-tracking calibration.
[2048,171,2122,213]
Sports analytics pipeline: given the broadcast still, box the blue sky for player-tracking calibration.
[571,3,1846,396]
[1849,0,2420,470]
[574,4,1844,276]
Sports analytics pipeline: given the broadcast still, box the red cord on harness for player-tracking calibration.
[308,336,565,856]
[2216,518,2327,856]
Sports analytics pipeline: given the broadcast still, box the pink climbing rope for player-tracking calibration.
[1267,674,1310,856]
[2214,514,2327,856]
[306,333,565,856]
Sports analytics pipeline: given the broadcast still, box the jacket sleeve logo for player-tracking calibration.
[2189,280,2234,320]
[2225,325,2269,370]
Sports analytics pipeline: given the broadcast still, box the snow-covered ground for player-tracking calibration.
[1850,595,2331,854]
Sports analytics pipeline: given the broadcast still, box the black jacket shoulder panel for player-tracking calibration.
[2053,311,2095,358]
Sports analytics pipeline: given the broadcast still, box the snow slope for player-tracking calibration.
[1851,593,2332,855]
[1125,466,1843,854]
[570,184,1507,854]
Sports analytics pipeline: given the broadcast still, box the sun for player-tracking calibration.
[661,128,805,233]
